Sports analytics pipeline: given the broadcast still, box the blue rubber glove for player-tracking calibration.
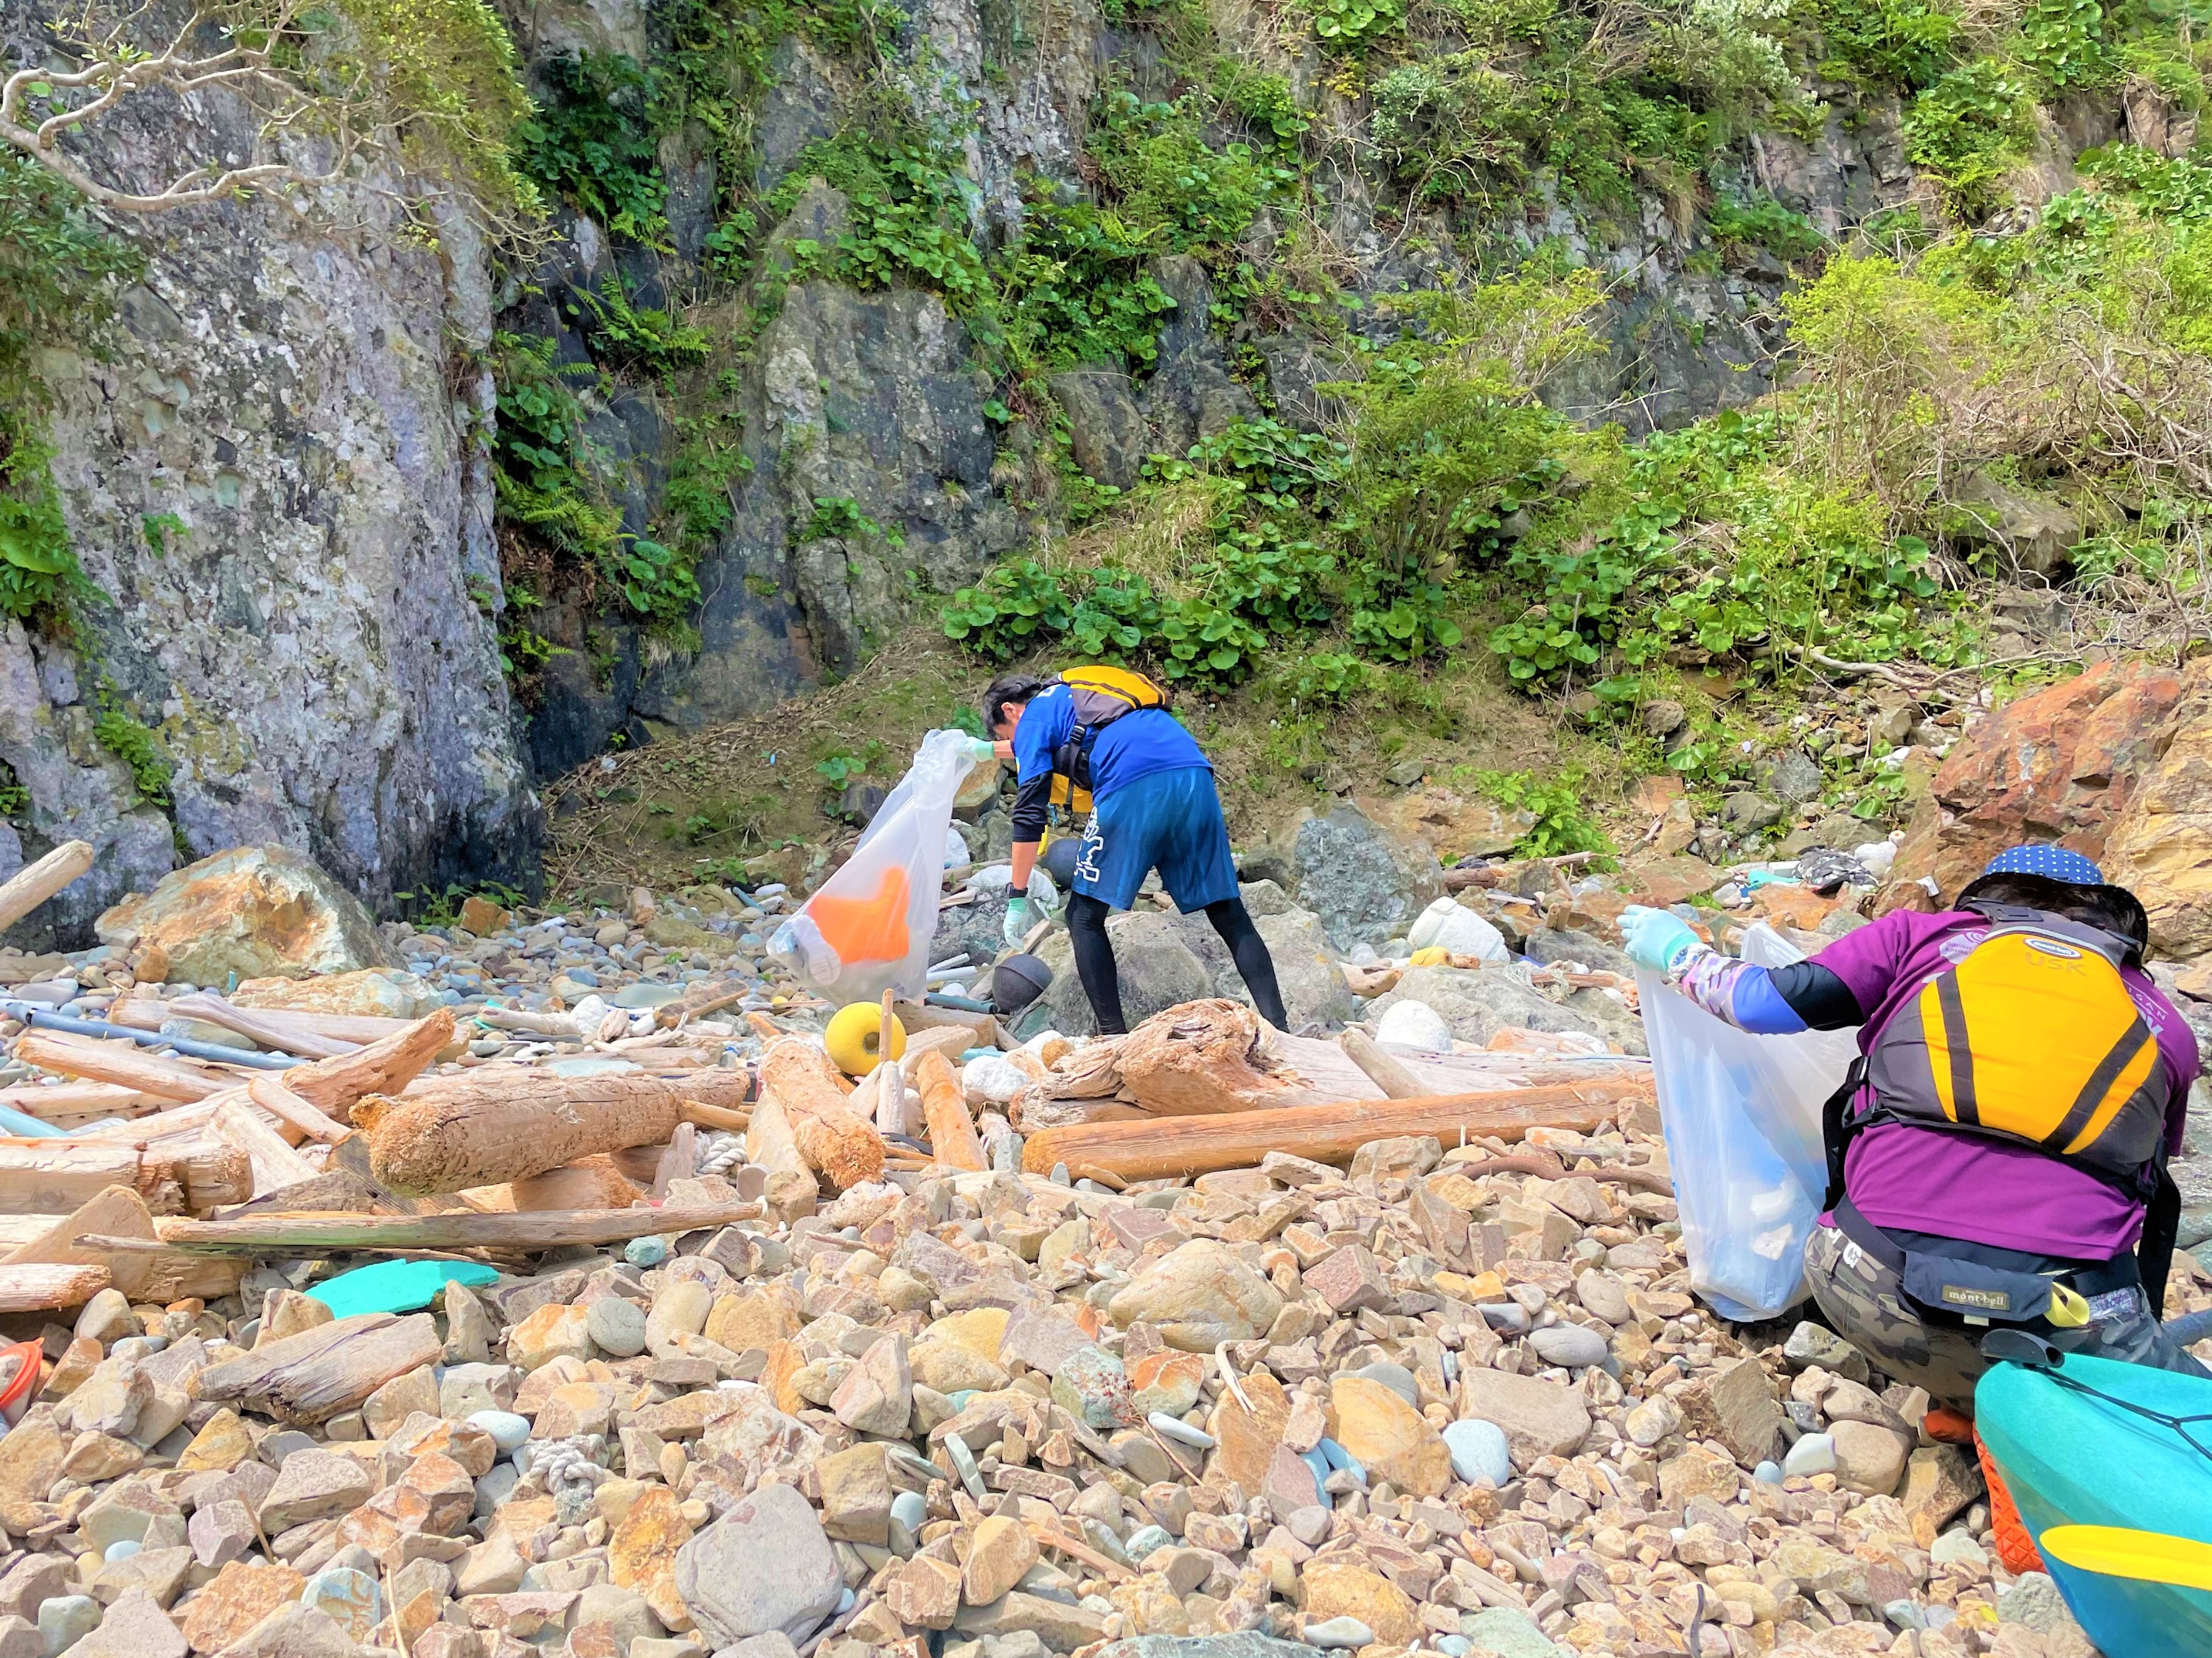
[966,737,1000,763]
[1620,905,1700,972]
[1003,895,1033,947]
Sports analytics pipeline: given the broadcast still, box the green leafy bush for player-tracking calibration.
[1472,769,1612,857]
[1812,0,1964,88]
[515,51,670,245]
[1089,92,1295,254]
[1705,193,1823,260]
[773,129,992,304]
[1905,61,2037,217]
[1307,0,1405,50]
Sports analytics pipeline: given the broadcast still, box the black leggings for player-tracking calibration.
[1064,894,1290,1036]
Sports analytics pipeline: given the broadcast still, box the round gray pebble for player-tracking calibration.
[585,1295,648,1357]
[1528,1322,1610,1368]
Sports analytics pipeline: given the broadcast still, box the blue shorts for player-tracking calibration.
[1073,765,1238,913]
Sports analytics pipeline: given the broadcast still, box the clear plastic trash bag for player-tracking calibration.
[1635,924,1860,1321]
[770,728,978,1006]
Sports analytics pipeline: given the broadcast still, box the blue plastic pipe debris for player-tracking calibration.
[0,1000,303,1069]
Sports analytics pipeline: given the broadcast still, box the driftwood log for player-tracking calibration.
[917,1049,986,1171]
[1338,1028,1432,1100]
[1113,1000,1306,1115]
[1020,1077,1656,1182]
[0,1138,251,1214]
[3,1185,243,1300]
[194,1311,443,1424]
[0,840,92,934]
[9,1033,234,1101]
[0,1264,109,1312]
[758,1039,884,1189]
[351,1067,746,1196]
[103,1198,766,1255]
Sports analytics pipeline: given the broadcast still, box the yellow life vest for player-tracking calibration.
[1858,903,2169,1185]
[1047,665,1172,823]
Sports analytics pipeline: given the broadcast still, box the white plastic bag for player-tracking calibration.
[1635,924,1858,1321]
[1407,896,1510,962]
[770,729,976,1006]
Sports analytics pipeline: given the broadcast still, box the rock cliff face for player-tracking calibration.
[7,5,538,941]
[9,0,2143,932]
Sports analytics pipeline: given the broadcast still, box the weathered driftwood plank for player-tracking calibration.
[111,1199,765,1255]
[194,1311,443,1424]
[1020,1078,1655,1182]
[0,1139,251,1214]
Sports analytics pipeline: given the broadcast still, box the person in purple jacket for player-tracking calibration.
[1622,843,2207,1407]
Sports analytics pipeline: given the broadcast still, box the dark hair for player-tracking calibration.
[1955,871,2151,958]
[980,672,1051,734]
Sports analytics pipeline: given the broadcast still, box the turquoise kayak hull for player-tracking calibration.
[1977,1353,2212,1658]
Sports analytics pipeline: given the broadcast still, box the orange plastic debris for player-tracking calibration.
[1978,1432,2048,1575]
[804,865,911,966]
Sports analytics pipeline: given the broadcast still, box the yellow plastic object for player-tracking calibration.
[824,1001,907,1076]
[2045,1283,2093,1328]
[1408,946,1450,966]
[2040,1525,2212,1592]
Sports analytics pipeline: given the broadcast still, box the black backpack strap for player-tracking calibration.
[1821,1054,1870,1213]
[2139,1149,2181,1320]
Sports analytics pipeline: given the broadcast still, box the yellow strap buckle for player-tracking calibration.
[2046,1283,2093,1328]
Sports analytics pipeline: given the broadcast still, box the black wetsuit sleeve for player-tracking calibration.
[1009,771,1053,843]
[1770,961,1864,1030]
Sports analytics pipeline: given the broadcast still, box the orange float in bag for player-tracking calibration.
[1978,1432,2048,1575]
[804,865,911,969]
[770,728,980,1008]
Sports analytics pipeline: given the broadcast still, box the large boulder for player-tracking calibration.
[96,846,399,985]
[2106,674,2212,958]
[1279,804,1444,951]
[1362,787,1534,863]
[1366,964,1642,1054]
[1882,660,2191,911]
[673,1480,841,1647]
[1028,911,1214,1037]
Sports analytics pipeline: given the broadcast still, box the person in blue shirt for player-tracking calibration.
[977,670,1289,1036]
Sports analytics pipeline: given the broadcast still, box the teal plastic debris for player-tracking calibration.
[306,1258,499,1319]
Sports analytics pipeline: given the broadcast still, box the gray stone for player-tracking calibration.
[1367,966,1640,1056]
[1050,370,1148,491]
[585,1297,648,1359]
[36,1595,98,1657]
[1285,804,1444,950]
[1457,1608,1562,1657]
[1783,1432,1836,1477]
[1030,913,1214,1039]
[1301,1617,1374,1649]
[1761,750,1824,804]
[52,1588,179,1658]
[1441,1419,1510,1488]
[1527,1324,1609,1369]
[1722,793,1784,835]
[1782,1322,1870,1384]
[673,1480,841,1647]
[1996,1572,2081,1634]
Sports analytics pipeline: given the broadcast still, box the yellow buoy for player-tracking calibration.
[824,1000,907,1075]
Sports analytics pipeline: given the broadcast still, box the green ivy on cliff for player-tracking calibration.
[0,156,139,628]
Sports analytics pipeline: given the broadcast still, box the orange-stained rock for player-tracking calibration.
[609,1483,693,1629]
[96,845,399,984]
[181,1560,305,1654]
[1881,659,2191,912]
